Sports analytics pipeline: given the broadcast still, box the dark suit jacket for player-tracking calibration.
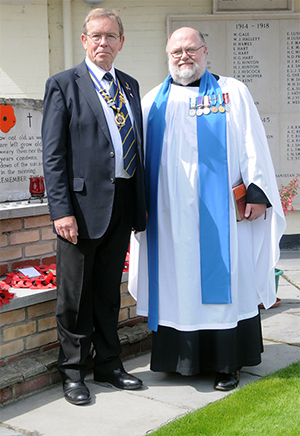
[42,60,146,239]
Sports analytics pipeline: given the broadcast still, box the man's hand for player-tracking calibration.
[244,203,267,221]
[54,216,78,244]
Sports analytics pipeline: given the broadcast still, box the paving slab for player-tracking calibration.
[0,353,264,436]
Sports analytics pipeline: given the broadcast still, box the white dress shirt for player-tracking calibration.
[85,57,134,178]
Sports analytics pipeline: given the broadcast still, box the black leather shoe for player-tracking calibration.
[94,368,143,390]
[214,371,240,391]
[63,381,91,405]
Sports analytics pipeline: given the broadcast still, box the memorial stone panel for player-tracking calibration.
[168,14,300,208]
[0,99,43,202]
[213,0,294,13]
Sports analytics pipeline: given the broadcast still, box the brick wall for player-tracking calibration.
[0,214,56,277]
[0,301,59,367]
[0,211,143,367]
[0,281,143,366]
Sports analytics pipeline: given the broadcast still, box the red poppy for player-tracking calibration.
[0,282,14,307]
[0,105,16,133]
[3,265,57,289]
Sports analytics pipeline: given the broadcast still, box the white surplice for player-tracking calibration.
[129,76,286,331]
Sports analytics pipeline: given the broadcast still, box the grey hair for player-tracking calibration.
[83,8,124,37]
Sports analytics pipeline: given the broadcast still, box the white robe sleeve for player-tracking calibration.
[225,77,286,308]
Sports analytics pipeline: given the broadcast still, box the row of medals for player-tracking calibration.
[189,93,231,117]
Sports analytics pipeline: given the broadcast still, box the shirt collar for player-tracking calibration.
[85,57,116,82]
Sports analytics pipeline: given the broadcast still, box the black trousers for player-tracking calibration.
[56,178,135,382]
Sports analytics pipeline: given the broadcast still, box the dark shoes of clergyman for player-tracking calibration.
[63,380,91,405]
[214,370,240,391]
[94,367,143,390]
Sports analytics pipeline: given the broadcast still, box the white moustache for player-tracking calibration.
[178,60,194,66]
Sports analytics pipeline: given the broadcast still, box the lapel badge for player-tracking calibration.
[125,82,134,97]
[125,82,131,90]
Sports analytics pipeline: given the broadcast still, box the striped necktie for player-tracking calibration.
[104,73,136,177]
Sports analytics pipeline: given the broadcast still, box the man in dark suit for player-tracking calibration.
[42,8,146,405]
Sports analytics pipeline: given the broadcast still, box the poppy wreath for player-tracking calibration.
[0,105,16,133]
[123,251,130,272]
[0,281,14,308]
[123,244,130,272]
[3,264,57,290]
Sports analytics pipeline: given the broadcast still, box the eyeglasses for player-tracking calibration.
[86,33,120,44]
[170,45,205,59]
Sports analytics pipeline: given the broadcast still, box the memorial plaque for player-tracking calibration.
[213,0,294,13]
[0,99,43,202]
[168,14,300,208]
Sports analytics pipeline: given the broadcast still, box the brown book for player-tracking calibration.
[233,183,247,221]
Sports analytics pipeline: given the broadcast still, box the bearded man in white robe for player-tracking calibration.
[129,27,286,391]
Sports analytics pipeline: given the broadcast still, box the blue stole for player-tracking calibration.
[145,70,231,332]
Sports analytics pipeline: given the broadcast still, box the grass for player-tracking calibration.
[150,361,300,436]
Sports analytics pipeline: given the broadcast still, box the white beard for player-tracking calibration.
[169,58,204,85]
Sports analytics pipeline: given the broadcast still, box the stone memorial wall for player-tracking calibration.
[213,0,294,13]
[0,99,43,202]
[168,13,300,208]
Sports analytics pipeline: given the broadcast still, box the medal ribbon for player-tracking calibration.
[87,66,125,113]
[88,67,136,176]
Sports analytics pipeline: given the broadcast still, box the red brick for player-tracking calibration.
[129,306,138,319]
[0,386,13,404]
[120,341,140,360]
[0,219,22,233]
[0,234,8,248]
[24,242,54,258]
[27,300,56,318]
[0,308,25,327]
[121,294,136,309]
[43,342,60,353]
[120,282,128,295]
[0,339,24,359]
[7,349,39,365]
[10,230,40,246]
[118,317,144,328]
[26,330,58,350]
[0,247,22,263]
[41,228,56,241]
[12,259,40,270]
[141,335,152,353]
[42,255,56,265]
[15,374,50,398]
[50,369,62,384]
[38,316,57,332]
[118,307,129,323]
[4,321,36,341]
[0,263,8,276]
[24,215,51,229]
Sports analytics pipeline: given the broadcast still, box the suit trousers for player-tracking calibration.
[56,178,135,383]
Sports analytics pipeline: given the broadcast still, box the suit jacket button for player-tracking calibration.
[110,152,115,158]
[110,178,115,184]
